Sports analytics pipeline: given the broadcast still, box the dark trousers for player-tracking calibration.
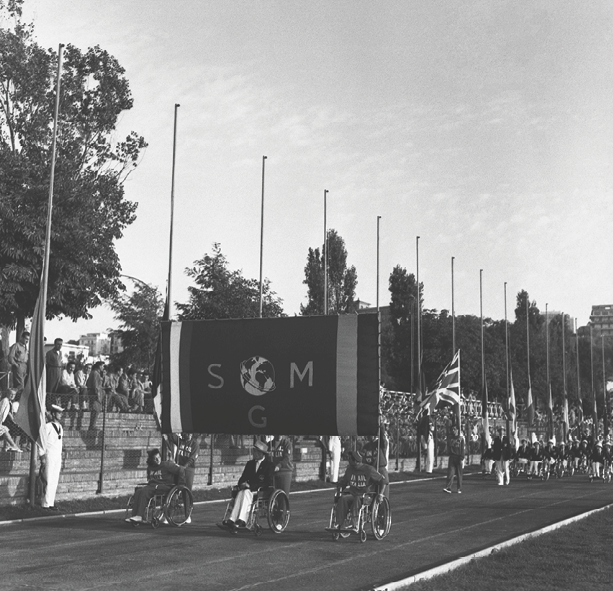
[446,455,463,490]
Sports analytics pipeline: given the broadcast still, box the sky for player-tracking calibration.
[9,0,613,341]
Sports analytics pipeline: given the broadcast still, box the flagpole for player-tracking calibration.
[376,216,381,469]
[504,283,510,439]
[602,335,608,440]
[258,155,267,318]
[451,257,455,354]
[416,236,421,472]
[562,314,568,442]
[323,189,328,315]
[575,318,582,435]
[526,296,533,434]
[167,103,179,321]
[590,325,598,438]
[27,44,64,505]
[546,303,551,439]
[480,270,487,451]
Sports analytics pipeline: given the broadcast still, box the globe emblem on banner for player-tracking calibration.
[240,356,276,396]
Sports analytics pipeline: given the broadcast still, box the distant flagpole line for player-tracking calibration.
[590,325,598,435]
[415,236,421,472]
[258,155,267,318]
[575,318,582,429]
[526,296,533,429]
[451,257,459,427]
[323,189,328,316]
[546,303,551,438]
[504,282,510,438]
[167,103,180,321]
[561,313,568,441]
[480,269,487,448]
[376,215,381,472]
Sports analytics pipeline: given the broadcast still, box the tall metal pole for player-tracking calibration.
[376,216,381,471]
[575,318,582,434]
[480,270,486,440]
[562,314,568,442]
[590,325,598,437]
[416,237,421,398]
[546,303,551,438]
[526,297,532,430]
[602,335,608,440]
[323,189,328,315]
[167,103,180,320]
[451,257,456,355]
[504,282,509,438]
[258,155,267,318]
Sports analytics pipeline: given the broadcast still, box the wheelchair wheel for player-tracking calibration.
[267,489,290,533]
[125,495,134,522]
[165,485,193,527]
[329,505,351,539]
[371,497,391,540]
[360,529,367,543]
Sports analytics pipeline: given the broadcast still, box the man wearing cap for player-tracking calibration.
[40,405,64,509]
[222,440,274,532]
[7,331,30,396]
[590,441,605,479]
[335,450,387,532]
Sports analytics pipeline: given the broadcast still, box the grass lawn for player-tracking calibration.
[407,505,613,591]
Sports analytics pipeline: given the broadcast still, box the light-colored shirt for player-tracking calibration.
[60,370,77,389]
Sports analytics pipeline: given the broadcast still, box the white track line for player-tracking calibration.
[372,501,613,590]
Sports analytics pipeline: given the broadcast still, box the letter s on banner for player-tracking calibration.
[208,364,224,389]
[248,405,267,428]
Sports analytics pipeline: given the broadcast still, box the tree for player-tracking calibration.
[300,229,357,315]
[0,5,146,333]
[108,282,164,371]
[176,243,284,320]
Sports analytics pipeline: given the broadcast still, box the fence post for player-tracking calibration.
[96,393,107,494]
[207,434,214,485]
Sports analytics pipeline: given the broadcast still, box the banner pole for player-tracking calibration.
[258,155,267,318]
[376,216,381,471]
[323,189,328,315]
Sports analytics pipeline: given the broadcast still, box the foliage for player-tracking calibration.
[175,243,284,320]
[300,229,357,315]
[0,8,146,329]
[109,281,163,371]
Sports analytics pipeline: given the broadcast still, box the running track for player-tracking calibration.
[4,471,613,591]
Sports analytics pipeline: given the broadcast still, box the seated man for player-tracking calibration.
[125,448,185,523]
[222,440,274,532]
[58,361,80,410]
[0,388,22,452]
[335,450,387,532]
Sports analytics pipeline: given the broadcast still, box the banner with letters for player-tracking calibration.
[159,314,379,435]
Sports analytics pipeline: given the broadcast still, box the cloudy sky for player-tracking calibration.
[16,0,613,341]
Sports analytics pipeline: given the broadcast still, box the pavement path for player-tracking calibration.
[5,471,613,591]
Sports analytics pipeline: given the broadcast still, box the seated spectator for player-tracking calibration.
[104,367,129,412]
[140,371,152,412]
[0,389,22,452]
[222,440,274,532]
[129,370,145,413]
[125,448,185,523]
[58,361,80,410]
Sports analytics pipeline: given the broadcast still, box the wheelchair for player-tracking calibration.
[125,483,193,528]
[588,461,611,484]
[325,490,391,543]
[218,486,290,536]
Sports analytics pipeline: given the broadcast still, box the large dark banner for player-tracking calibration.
[159,314,379,435]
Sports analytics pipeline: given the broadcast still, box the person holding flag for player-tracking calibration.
[443,425,465,494]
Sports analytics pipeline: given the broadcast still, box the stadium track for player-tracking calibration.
[4,472,613,591]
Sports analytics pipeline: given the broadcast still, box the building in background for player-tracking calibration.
[590,305,613,337]
[79,332,111,357]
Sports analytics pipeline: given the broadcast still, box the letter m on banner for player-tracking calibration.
[158,315,380,436]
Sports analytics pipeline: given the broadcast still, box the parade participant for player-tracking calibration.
[570,439,582,473]
[590,441,605,479]
[543,439,558,477]
[492,430,503,484]
[557,442,569,475]
[271,435,293,495]
[0,389,22,452]
[443,425,465,494]
[527,440,543,479]
[362,425,389,497]
[497,435,513,486]
[222,440,274,532]
[173,433,200,491]
[328,435,342,484]
[39,405,64,509]
[481,441,494,475]
[7,331,29,396]
[335,450,387,532]
[419,407,435,474]
[125,448,185,523]
[515,439,530,475]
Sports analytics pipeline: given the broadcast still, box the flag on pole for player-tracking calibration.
[526,381,534,427]
[482,377,491,446]
[563,394,569,436]
[14,293,48,451]
[418,351,460,415]
[509,370,518,448]
[547,384,554,424]
[151,297,169,428]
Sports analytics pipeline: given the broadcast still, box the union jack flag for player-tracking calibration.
[418,350,460,414]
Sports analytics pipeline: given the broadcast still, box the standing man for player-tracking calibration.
[40,404,64,509]
[45,338,64,402]
[362,425,390,497]
[444,425,465,494]
[86,361,105,430]
[8,331,30,396]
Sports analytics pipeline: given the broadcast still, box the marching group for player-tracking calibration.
[481,431,613,484]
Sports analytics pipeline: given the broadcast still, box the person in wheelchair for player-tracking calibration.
[335,450,387,532]
[222,440,274,532]
[125,448,185,523]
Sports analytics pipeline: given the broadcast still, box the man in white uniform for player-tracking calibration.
[40,404,64,509]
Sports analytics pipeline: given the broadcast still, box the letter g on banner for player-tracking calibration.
[248,405,267,428]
